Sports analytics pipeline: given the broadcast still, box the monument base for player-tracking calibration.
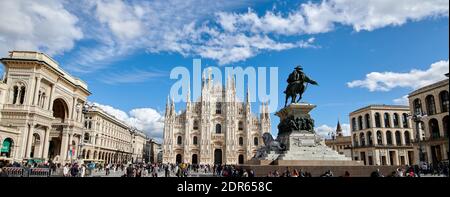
[253,103,359,166]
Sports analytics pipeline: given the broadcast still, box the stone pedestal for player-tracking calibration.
[254,103,360,166]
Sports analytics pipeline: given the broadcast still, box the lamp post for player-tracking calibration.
[410,112,427,166]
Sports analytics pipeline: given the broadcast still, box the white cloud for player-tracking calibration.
[393,95,409,105]
[315,124,335,139]
[347,60,449,91]
[0,0,83,56]
[315,123,351,139]
[1,0,448,70]
[92,102,164,140]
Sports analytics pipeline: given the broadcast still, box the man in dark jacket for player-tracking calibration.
[70,163,79,177]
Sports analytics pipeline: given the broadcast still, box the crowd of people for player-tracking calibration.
[0,159,448,177]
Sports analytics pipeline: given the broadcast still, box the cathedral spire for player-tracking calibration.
[336,119,343,137]
[186,85,191,103]
[165,95,170,117]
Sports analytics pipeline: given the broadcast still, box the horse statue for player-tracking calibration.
[284,65,318,107]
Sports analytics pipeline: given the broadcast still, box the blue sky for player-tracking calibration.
[0,0,449,141]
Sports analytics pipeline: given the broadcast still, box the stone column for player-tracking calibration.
[68,133,73,160]
[42,127,50,160]
[33,76,42,106]
[60,131,69,163]
[394,151,399,165]
[400,131,406,146]
[25,124,34,158]
[71,97,77,120]
[48,84,55,111]
[442,144,448,160]
[382,130,387,146]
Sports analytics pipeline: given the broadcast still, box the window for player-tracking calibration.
[384,113,391,128]
[84,133,90,143]
[426,95,436,115]
[358,116,363,130]
[239,137,243,146]
[413,99,423,115]
[395,131,401,145]
[443,116,449,137]
[177,136,182,145]
[376,131,383,145]
[238,121,243,131]
[359,133,365,146]
[386,131,393,145]
[216,102,222,114]
[193,136,198,145]
[367,131,373,146]
[353,134,358,146]
[215,124,222,134]
[402,113,409,128]
[19,86,25,104]
[12,86,18,104]
[429,119,440,139]
[365,114,371,128]
[253,137,258,146]
[404,131,411,144]
[375,113,381,128]
[393,113,399,128]
[193,120,199,130]
[440,91,449,113]
[352,118,357,131]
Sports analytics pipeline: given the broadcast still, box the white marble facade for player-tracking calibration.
[163,74,270,165]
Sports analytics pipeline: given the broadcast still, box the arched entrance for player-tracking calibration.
[214,149,222,165]
[48,138,61,160]
[238,154,244,164]
[52,99,68,123]
[192,154,198,164]
[1,138,14,158]
[176,154,182,164]
[48,98,69,161]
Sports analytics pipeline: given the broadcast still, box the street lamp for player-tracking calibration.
[409,112,427,164]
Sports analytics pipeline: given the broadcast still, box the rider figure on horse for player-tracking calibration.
[284,65,318,107]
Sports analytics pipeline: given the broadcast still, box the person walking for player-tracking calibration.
[80,164,86,177]
[70,163,79,177]
[63,164,70,177]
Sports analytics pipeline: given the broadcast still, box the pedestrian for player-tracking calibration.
[70,163,79,177]
[80,164,86,177]
[126,164,134,177]
[63,164,70,177]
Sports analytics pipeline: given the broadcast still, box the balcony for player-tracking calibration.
[212,133,225,142]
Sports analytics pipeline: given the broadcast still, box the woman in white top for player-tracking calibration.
[63,164,70,177]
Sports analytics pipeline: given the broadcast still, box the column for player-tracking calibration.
[442,144,448,160]
[382,130,387,145]
[42,128,50,160]
[60,131,69,163]
[48,84,55,111]
[68,133,73,160]
[25,124,34,158]
[394,151,399,165]
[400,131,406,145]
[71,97,77,120]
[33,76,42,106]
[426,146,432,163]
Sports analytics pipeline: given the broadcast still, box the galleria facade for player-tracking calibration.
[163,74,271,165]
[0,51,153,165]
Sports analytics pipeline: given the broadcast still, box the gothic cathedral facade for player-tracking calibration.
[163,75,270,165]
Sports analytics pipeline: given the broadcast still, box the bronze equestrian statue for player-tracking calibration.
[284,65,318,107]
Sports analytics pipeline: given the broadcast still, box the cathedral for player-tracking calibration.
[162,73,270,165]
